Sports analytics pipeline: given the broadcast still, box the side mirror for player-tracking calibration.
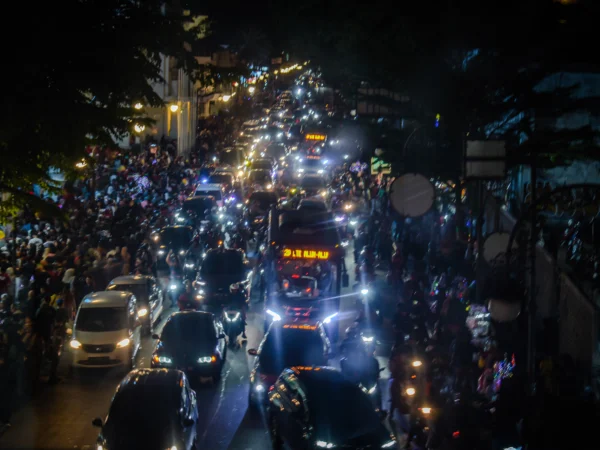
[92,417,103,428]
[152,333,160,340]
[342,273,349,288]
[218,333,226,339]
[247,348,258,356]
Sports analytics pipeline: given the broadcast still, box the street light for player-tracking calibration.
[248,86,256,94]
[222,95,231,102]
[170,104,179,113]
[134,124,145,133]
[134,102,143,110]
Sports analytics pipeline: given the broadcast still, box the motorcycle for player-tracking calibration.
[340,343,384,410]
[222,305,244,348]
[167,276,184,306]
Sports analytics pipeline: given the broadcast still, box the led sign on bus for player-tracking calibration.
[305,134,326,141]
[283,249,330,260]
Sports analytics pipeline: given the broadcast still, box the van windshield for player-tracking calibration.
[76,307,127,332]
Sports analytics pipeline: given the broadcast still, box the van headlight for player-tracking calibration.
[116,338,130,348]
[69,339,82,349]
[137,308,148,317]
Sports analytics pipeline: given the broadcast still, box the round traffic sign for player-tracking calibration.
[389,174,435,217]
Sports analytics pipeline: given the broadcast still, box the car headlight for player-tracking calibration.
[316,441,335,448]
[137,308,148,317]
[421,407,432,414]
[266,184,272,189]
[361,288,369,295]
[198,355,217,364]
[158,249,165,255]
[406,387,416,396]
[359,383,377,395]
[254,383,265,392]
[116,338,130,348]
[176,217,185,222]
[236,203,243,209]
[154,355,172,364]
[266,309,282,321]
[334,216,344,222]
[69,339,82,349]
[381,440,396,448]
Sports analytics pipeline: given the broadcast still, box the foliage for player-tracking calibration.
[0,0,206,221]
[275,0,600,170]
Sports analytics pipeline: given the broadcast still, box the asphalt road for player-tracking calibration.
[0,247,395,450]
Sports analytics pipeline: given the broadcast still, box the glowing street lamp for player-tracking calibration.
[134,123,145,133]
[222,95,231,102]
[134,102,143,110]
[248,86,256,94]
[170,104,179,113]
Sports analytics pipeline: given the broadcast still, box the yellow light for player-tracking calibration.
[412,360,422,367]
[282,249,330,260]
[274,70,279,74]
[222,95,231,102]
[421,407,432,414]
[259,75,264,80]
[238,170,244,177]
[283,324,317,330]
[248,86,256,94]
[211,355,217,363]
[134,124,145,133]
[69,340,82,349]
[170,104,179,113]
[75,160,87,169]
[116,338,130,348]
[406,387,416,396]
[137,308,148,317]
[134,102,143,110]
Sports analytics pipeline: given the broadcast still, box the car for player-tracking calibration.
[300,175,328,198]
[106,275,165,335]
[194,183,226,207]
[247,322,331,408]
[92,368,198,450]
[151,311,227,382]
[195,248,251,308]
[208,172,235,191]
[155,226,193,269]
[247,169,273,190]
[246,191,279,222]
[268,366,396,450]
[251,158,275,172]
[70,291,141,370]
[297,198,328,212]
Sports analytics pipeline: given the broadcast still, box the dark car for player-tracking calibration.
[301,175,327,197]
[92,369,198,450]
[106,275,165,335]
[208,172,235,191]
[246,191,279,221]
[268,367,396,450]
[176,197,216,227]
[195,248,249,309]
[156,226,193,268]
[247,322,330,408]
[151,311,227,382]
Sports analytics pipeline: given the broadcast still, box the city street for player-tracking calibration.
[0,249,393,450]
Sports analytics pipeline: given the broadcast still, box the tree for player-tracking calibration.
[276,0,600,173]
[0,0,206,220]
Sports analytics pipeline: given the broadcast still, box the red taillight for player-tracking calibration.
[452,431,460,439]
[291,274,300,279]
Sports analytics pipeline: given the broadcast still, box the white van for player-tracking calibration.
[69,291,142,370]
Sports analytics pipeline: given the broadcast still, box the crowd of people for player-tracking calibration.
[0,118,232,430]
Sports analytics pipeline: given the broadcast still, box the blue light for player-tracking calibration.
[201,178,208,184]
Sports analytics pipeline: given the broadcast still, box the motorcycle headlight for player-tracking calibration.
[254,383,265,392]
[412,360,422,367]
[179,250,185,255]
[420,407,432,414]
[225,312,241,322]
[158,249,165,255]
[361,288,369,296]
[381,440,396,448]
[349,220,358,226]
[236,203,243,209]
[361,335,374,343]
[137,308,148,317]
[169,284,178,290]
[185,263,195,269]
[334,216,344,222]
[359,383,377,395]
[406,387,416,396]
[176,216,185,222]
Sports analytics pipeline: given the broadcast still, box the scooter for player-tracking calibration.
[222,305,244,348]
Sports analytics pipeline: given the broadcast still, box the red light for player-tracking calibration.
[452,431,460,439]
[291,274,300,278]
